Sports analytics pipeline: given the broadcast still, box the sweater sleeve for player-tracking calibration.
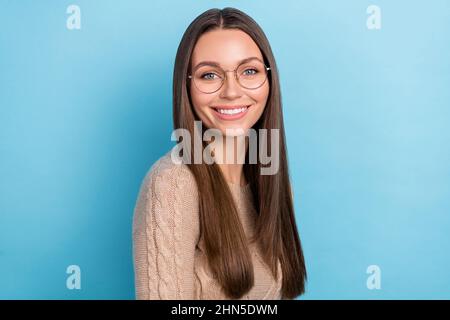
[132,157,200,299]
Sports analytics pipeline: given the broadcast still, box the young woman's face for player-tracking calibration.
[189,29,270,136]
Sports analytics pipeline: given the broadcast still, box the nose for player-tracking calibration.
[219,71,242,99]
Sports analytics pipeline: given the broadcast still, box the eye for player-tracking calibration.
[201,72,220,80]
[242,68,258,76]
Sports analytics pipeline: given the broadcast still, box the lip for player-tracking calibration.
[210,105,251,121]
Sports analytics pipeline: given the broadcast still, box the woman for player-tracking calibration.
[132,7,307,300]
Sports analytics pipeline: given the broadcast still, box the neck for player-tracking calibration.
[212,134,248,186]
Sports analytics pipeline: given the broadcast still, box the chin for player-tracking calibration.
[219,125,251,137]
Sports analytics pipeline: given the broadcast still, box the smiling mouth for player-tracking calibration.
[211,105,250,115]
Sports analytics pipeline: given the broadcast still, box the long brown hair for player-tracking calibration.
[172,7,306,299]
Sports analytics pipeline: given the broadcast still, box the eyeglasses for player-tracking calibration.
[188,58,270,94]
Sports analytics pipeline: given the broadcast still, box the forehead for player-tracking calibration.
[190,29,264,69]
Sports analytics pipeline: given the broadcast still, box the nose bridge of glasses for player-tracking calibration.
[220,68,240,86]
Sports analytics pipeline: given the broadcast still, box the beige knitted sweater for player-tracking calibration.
[132,151,283,300]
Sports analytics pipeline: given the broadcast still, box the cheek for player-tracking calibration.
[189,87,207,118]
[243,85,269,128]
[190,86,213,114]
[249,83,270,112]
[189,86,220,130]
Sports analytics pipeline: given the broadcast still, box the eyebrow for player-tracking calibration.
[192,56,263,70]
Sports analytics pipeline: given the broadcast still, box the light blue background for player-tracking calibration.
[1,0,449,299]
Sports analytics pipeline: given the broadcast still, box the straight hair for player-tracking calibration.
[172,7,307,299]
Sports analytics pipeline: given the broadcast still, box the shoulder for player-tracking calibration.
[141,150,197,192]
[137,150,199,205]
[133,150,200,235]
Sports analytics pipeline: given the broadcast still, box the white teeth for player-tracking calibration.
[216,107,248,115]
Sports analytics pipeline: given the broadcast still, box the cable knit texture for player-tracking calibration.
[132,151,283,300]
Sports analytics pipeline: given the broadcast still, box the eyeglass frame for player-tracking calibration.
[187,58,271,94]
